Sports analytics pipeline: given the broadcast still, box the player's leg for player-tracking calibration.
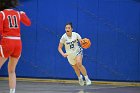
[8,39,22,93]
[0,45,8,69]
[76,55,87,76]
[72,64,84,86]
[8,56,19,93]
[72,64,81,77]
[76,55,91,85]
[0,57,8,69]
[67,56,84,86]
[67,56,81,77]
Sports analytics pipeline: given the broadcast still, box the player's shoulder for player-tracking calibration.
[0,11,3,14]
[0,11,4,19]
[0,12,2,18]
[19,11,26,14]
[2,9,17,14]
[0,10,4,14]
[72,32,76,34]
[72,32,80,36]
[61,33,67,38]
[72,32,79,34]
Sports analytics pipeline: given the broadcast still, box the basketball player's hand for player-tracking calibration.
[62,53,68,58]
[80,39,85,45]
[80,39,84,44]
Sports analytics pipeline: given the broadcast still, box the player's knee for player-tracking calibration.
[77,62,82,68]
[72,65,77,69]
[8,69,15,74]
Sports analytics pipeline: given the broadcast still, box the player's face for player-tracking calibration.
[65,25,72,36]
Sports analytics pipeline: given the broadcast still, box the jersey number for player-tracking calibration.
[7,15,18,28]
[70,43,74,49]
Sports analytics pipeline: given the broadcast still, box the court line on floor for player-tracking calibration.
[0,77,139,87]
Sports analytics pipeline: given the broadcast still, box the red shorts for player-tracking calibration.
[0,38,22,58]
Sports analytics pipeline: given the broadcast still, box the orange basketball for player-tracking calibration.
[81,38,91,49]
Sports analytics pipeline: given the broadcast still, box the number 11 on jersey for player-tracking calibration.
[7,15,18,28]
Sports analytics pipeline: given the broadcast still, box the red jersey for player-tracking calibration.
[0,9,31,58]
[0,9,31,37]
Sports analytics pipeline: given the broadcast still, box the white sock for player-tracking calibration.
[84,75,89,80]
[78,75,83,79]
[10,89,15,93]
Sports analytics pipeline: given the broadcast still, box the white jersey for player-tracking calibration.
[60,32,83,65]
[60,32,82,54]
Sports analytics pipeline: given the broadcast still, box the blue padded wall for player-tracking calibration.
[0,0,140,81]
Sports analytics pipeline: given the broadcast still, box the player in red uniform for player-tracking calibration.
[0,0,31,93]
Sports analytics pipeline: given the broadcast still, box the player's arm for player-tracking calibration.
[58,43,68,58]
[79,39,84,45]
[76,33,84,45]
[20,11,31,26]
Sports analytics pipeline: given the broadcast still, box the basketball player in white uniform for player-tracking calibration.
[58,22,91,86]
